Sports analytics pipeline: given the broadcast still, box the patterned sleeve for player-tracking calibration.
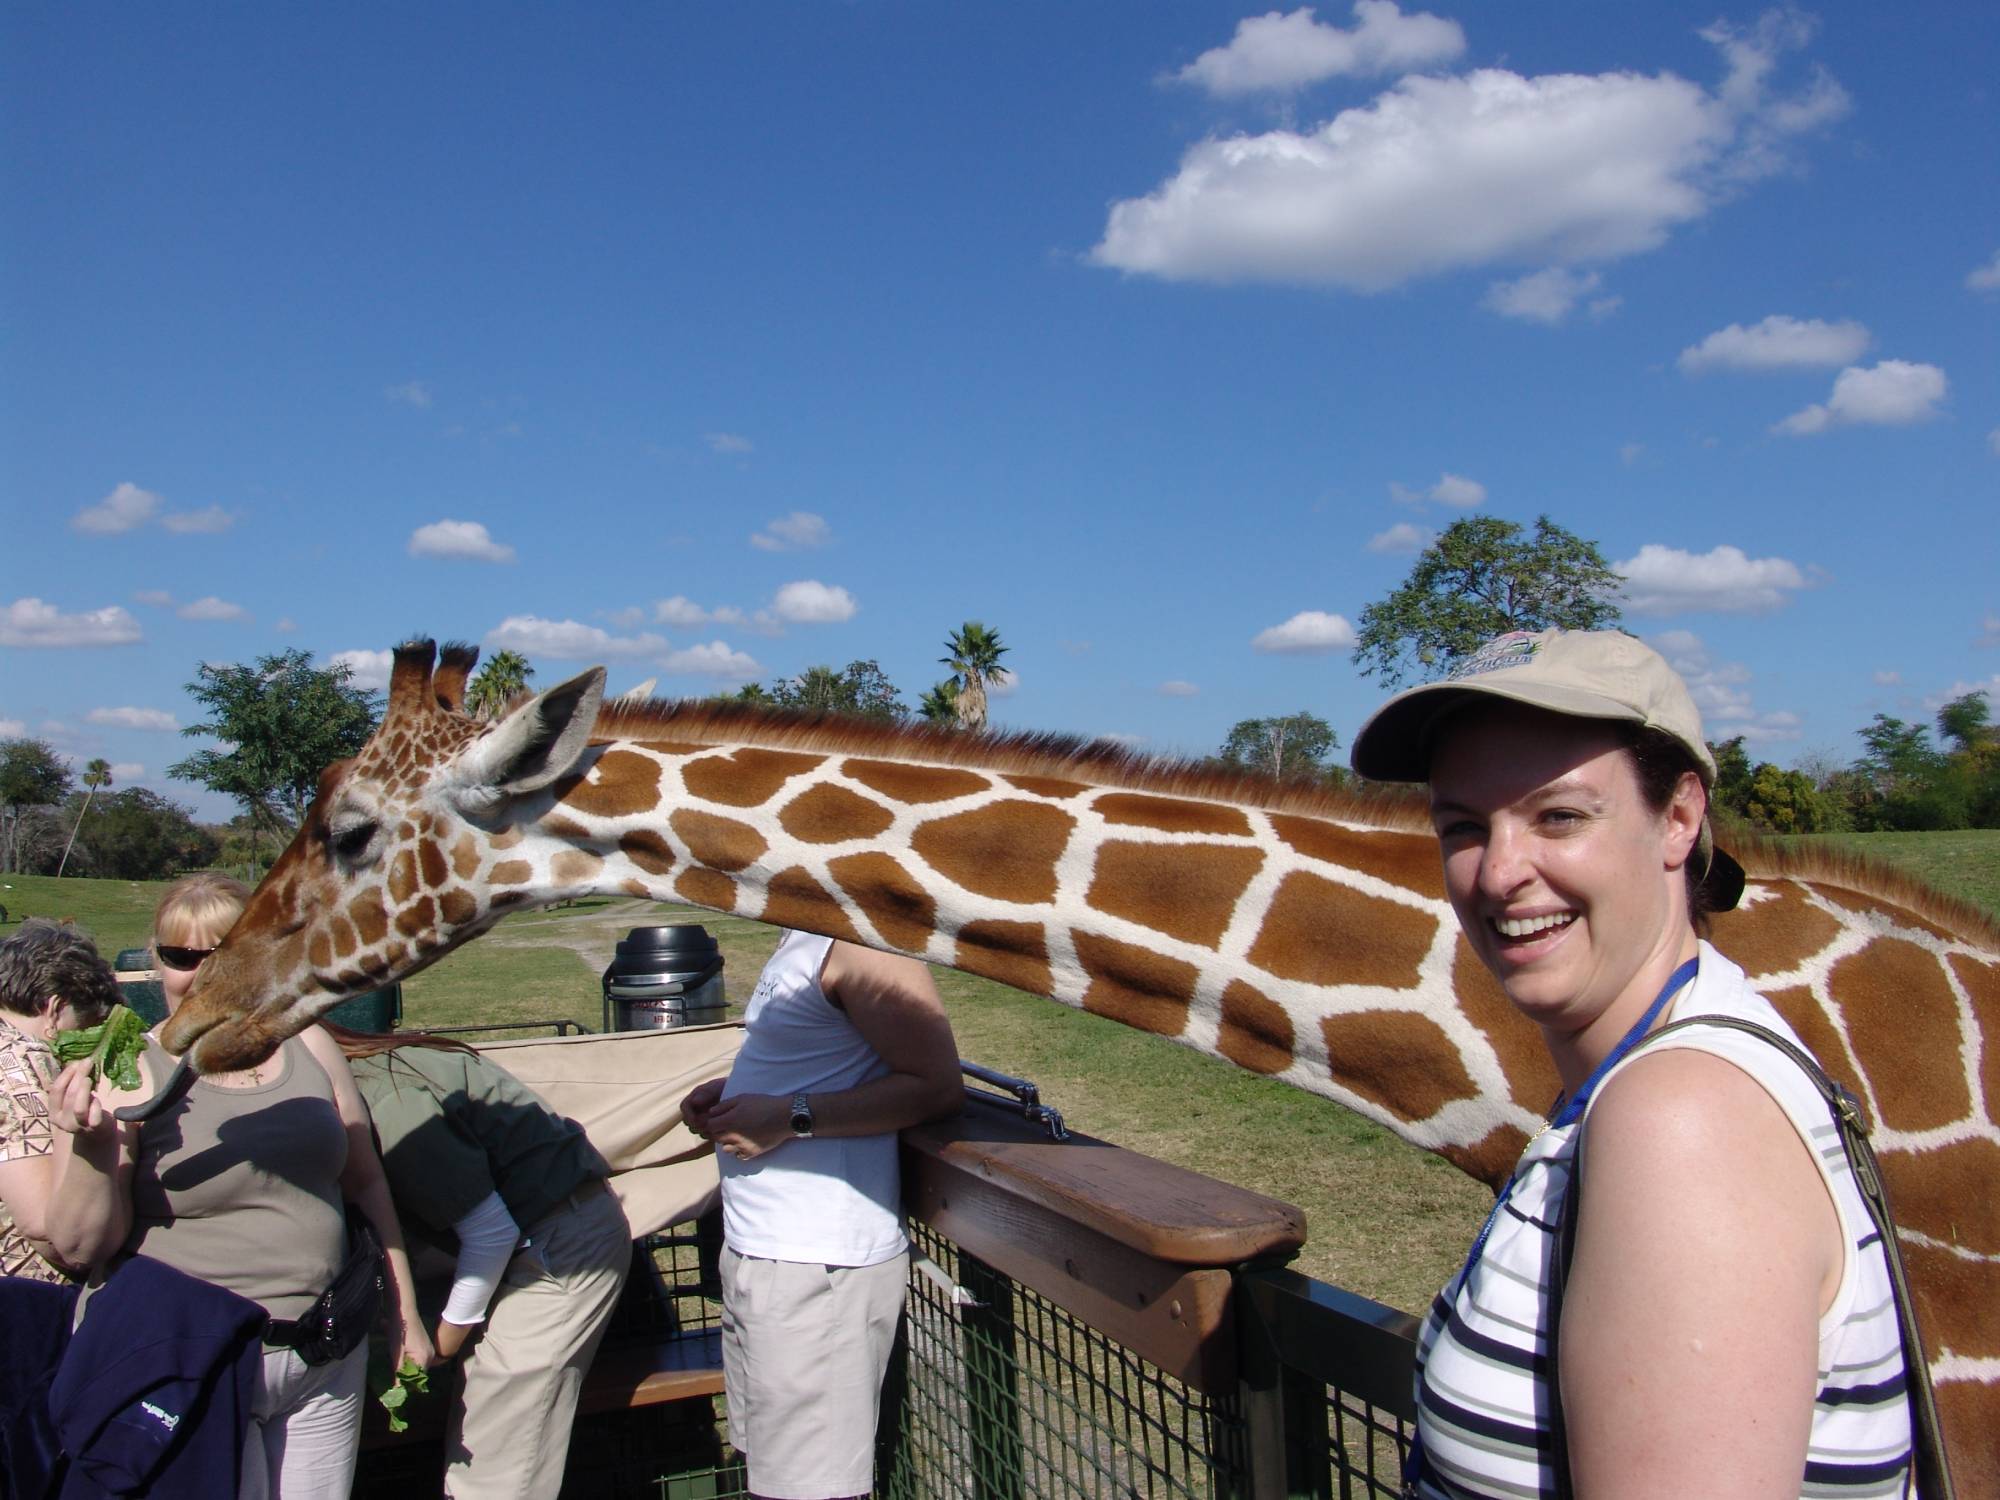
[0,1031,57,1164]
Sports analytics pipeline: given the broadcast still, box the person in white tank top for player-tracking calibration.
[680,932,961,1500]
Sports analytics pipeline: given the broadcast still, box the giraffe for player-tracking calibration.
[162,641,2000,1486]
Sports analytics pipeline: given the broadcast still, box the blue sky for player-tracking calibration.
[4,2,1997,823]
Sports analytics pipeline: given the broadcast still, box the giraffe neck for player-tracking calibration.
[473,720,1553,1185]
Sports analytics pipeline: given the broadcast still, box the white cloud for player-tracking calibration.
[1169,3,1465,97]
[1965,250,2000,293]
[750,511,831,552]
[1678,314,1871,373]
[1649,629,1799,745]
[385,381,433,408]
[1483,267,1603,324]
[274,617,297,634]
[1615,543,1810,616]
[770,580,857,624]
[0,718,26,737]
[661,642,761,679]
[1773,360,1948,436]
[86,707,178,732]
[1872,669,1902,686]
[161,504,236,534]
[177,596,248,622]
[1367,521,1431,554]
[1391,473,1485,507]
[486,617,669,660]
[72,482,161,535]
[1252,610,1358,653]
[706,432,754,455]
[1093,21,1842,291]
[652,596,714,627]
[328,649,394,691]
[988,668,1019,699]
[1159,680,1200,697]
[106,762,145,781]
[408,519,518,563]
[1,599,144,648]
[1978,614,2000,648]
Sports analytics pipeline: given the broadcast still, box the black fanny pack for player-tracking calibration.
[265,1218,385,1367]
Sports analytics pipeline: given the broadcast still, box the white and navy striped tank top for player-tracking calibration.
[1410,946,1913,1499]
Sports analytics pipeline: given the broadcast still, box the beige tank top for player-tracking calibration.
[124,1036,348,1321]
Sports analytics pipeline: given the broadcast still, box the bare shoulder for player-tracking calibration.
[823,941,943,1009]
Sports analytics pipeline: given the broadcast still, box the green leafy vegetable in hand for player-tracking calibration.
[377,1358,431,1434]
[49,1004,148,1091]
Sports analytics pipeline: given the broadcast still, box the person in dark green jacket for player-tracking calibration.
[326,1026,632,1500]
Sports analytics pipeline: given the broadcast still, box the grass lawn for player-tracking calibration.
[1765,828,2000,919]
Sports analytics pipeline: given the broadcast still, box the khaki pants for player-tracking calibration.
[444,1183,632,1500]
[720,1246,908,1500]
[242,1341,367,1500]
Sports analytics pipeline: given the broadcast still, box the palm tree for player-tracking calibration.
[939,622,1008,732]
[916,680,960,726]
[56,759,112,878]
[467,650,534,720]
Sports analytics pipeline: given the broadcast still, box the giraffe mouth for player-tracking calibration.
[158,1006,282,1075]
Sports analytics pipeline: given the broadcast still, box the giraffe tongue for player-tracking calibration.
[112,1056,197,1123]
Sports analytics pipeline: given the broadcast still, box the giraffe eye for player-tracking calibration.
[328,819,380,866]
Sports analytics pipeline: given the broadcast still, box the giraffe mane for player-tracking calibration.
[591,697,1436,831]
[1724,822,2000,949]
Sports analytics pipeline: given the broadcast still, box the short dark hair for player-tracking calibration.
[0,921,120,1025]
[1618,724,1715,934]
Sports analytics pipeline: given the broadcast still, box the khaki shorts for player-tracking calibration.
[720,1245,908,1500]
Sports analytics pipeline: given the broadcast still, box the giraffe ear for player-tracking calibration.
[456,667,606,796]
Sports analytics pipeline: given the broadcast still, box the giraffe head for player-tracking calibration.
[160,640,605,1073]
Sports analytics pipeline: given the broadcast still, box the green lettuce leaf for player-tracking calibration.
[49,1004,149,1091]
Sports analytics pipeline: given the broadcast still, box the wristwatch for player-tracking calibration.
[788,1091,815,1139]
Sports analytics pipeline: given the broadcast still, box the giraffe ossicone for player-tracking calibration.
[164,640,2000,1485]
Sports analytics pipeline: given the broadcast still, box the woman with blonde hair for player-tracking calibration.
[46,873,431,1499]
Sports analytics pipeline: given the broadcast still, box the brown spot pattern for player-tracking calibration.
[551,851,602,885]
[1711,883,1843,980]
[1452,937,1560,1110]
[418,839,448,890]
[1003,775,1087,800]
[779,784,896,844]
[1086,842,1264,949]
[1949,953,2000,1125]
[1834,938,1970,1133]
[331,915,358,959]
[619,830,676,877]
[387,848,419,904]
[540,814,590,842]
[955,920,1052,998]
[309,932,333,970]
[829,853,937,953]
[1096,794,1250,838]
[490,859,533,886]
[395,896,437,938]
[912,802,1074,905]
[843,759,990,805]
[350,891,388,946]
[1883,1138,2000,1256]
[676,868,737,913]
[1270,816,1443,900]
[1072,931,1197,1037]
[561,751,663,819]
[489,825,524,850]
[1248,872,1435,990]
[683,748,824,808]
[451,836,481,879]
[761,867,863,944]
[440,890,477,927]
[1443,1125,1533,1191]
[1818,885,1957,943]
[1321,1010,1477,1125]
[671,810,767,874]
[1761,986,1860,1105]
[1218,981,1292,1074]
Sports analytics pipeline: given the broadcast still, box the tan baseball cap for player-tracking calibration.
[1350,628,1716,784]
[1350,629,1742,910]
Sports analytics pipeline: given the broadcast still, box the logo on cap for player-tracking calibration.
[1446,631,1541,682]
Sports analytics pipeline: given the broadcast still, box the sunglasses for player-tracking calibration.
[157,944,217,972]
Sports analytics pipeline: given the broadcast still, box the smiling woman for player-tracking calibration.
[1352,630,1920,1500]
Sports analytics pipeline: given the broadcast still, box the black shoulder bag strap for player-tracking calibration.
[1549,1015,1955,1500]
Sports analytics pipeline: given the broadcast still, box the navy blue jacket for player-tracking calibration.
[49,1256,264,1499]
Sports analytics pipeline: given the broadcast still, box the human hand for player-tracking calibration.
[432,1319,474,1363]
[679,1078,726,1136]
[47,1061,114,1144]
[703,1093,789,1162]
[388,1299,435,1373]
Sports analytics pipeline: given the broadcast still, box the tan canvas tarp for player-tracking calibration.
[477,1023,743,1238]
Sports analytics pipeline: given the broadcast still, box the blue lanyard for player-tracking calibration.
[1403,955,1699,1493]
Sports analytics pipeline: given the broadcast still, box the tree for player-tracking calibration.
[916,680,960,726]
[766,661,908,721]
[467,650,534,720]
[1219,713,1340,782]
[1937,692,1992,754]
[1352,515,1624,688]
[56,759,112,878]
[169,651,381,858]
[940,622,1009,732]
[1741,763,1831,834]
[0,738,72,873]
[50,787,219,880]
